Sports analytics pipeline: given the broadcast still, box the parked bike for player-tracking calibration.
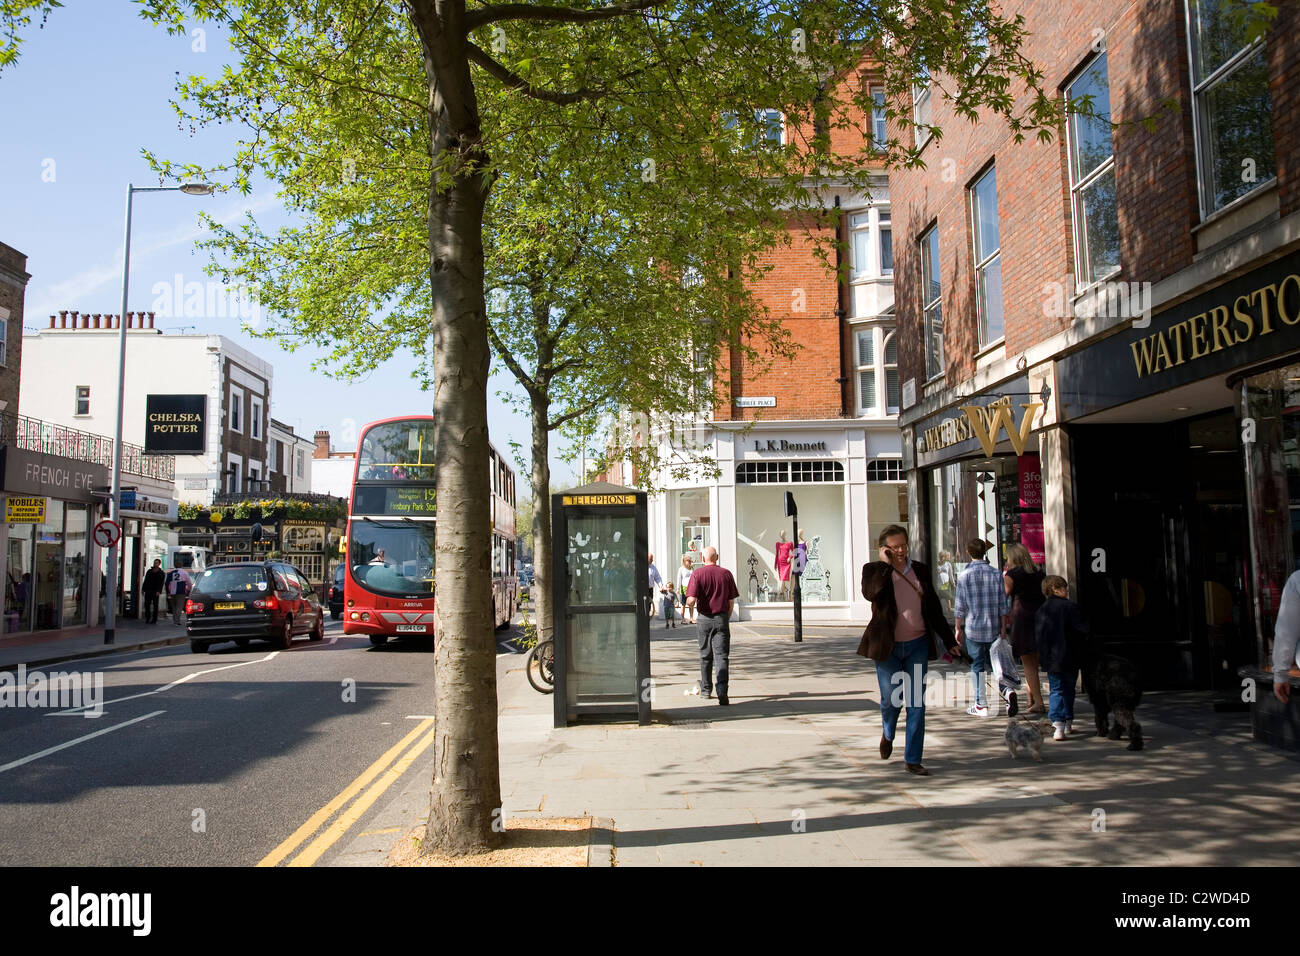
[526,639,554,694]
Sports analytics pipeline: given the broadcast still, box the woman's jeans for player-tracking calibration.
[875,635,929,765]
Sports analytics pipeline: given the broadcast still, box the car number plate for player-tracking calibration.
[214,602,244,610]
[396,624,427,633]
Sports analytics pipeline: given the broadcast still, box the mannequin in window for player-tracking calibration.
[774,530,795,600]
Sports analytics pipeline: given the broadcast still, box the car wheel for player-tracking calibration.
[189,639,208,654]
[369,634,389,647]
[276,617,293,650]
[234,638,250,649]
[310,615,324,642]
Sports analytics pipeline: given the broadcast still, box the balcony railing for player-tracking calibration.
[0,413,176,482]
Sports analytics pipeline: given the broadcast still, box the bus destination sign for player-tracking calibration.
[353,485,436,516]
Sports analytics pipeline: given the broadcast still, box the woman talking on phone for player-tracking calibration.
[859,524,960,776]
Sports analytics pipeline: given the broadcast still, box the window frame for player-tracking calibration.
[75,385,90,417]
[229,385,244,434]
[854,327,878,415]
[1184,0,1278,218]
[919,225,944,380]
[870,83,888,151]
[912,68,933,148]
[1065,50,1121,290]
[970,165,1004,348]
[251,398,262,440]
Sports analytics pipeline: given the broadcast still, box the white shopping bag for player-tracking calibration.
[990,636,1021,693]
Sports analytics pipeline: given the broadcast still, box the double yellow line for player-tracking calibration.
[259,718,437,867]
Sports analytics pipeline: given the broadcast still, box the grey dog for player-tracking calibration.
[1005,718,1055,761]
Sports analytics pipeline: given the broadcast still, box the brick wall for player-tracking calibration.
[890,0,1300,392]
[0,242,29,419]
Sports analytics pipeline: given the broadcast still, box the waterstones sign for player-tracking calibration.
[144,394,206,455]
[1058,250,1300,421]
[912,376,1032,468]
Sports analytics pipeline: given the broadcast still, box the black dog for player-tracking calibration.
[1082,654,1144,750]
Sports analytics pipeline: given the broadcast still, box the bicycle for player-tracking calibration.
[526,638,555,694]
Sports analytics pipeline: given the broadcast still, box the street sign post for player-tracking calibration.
[93,519,122,549]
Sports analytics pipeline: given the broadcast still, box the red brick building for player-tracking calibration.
[634,69,906,623]
[891,0,1300,691]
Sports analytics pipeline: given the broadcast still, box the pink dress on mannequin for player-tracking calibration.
[775,540,794,582]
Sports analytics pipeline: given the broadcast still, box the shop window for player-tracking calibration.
[971,165,1004,346]
[790,461,844,482]
[1187,0,1277,215]
[738,485,846,603]
[867,459,905,481]
[75,386,90,416]
[737,462,787,484]
[920,226,944,378]
[1067,52,1120,287]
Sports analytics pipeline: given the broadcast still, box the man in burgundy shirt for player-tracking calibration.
[686,546,740,705]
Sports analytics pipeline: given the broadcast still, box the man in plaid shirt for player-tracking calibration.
[954,538,1010,716]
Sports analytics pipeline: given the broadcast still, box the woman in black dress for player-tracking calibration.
[1003,543,1046,714]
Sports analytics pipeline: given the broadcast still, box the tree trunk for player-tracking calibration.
[530,397,553,647]
[410,0,503,855]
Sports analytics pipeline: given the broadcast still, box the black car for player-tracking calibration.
[186,562,325,653]
[328,564,345,619]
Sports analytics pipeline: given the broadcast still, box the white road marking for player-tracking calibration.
[0,710,166,773]
[405,715,437,720]
[48,652,280,716]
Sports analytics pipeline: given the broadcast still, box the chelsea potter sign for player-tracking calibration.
[144,395,206,455]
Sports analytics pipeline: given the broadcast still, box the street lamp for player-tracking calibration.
[104,182,212,645]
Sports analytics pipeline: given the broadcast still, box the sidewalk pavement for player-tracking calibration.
[0,615,188,671]
[338,622,1300,867]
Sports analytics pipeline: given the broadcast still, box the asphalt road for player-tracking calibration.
[0,617,524,866]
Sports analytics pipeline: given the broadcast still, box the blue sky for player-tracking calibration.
[0,0,578,489]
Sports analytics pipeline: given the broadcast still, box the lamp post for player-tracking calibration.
[104,182,212,645]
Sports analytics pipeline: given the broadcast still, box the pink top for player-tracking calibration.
[891,565,927,641]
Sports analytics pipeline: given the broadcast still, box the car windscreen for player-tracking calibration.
[195,566,268,594]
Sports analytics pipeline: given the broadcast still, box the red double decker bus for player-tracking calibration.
[342,416,517,646]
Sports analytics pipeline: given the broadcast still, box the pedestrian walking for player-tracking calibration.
[1035,575,1088,740]
[647,553,664,620]
[141,559,166,625]
[1003,543,1047,714]
[859,524,959,776]
[676,554,696,625]
[685,546,739,705]
[954,538,1009,717]
[166,564,194,626]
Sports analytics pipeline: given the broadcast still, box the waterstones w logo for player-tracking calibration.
[0,665,103,717]
[1042,275,1153,329]
[50,886,151,936]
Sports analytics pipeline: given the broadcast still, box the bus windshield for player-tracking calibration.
[357,420,436,480]
[350,520,435,597]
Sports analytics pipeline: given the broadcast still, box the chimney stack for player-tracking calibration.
[147,311,155,329]
[313,430,331,460]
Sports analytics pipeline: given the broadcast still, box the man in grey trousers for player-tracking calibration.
[686,547,740,706]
